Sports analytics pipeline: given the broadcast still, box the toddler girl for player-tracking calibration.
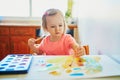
[28,8,85,57]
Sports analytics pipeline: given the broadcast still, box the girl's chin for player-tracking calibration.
[55,34,62,37]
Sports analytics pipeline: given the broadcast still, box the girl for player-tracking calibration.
[28,9,85,57]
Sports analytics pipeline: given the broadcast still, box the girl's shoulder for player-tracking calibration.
[63,34,73,39]
[61,34,74,42]
[40,35,50,43]
[42,35,50,41]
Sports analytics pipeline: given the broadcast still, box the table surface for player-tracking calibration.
[0,55,120,80]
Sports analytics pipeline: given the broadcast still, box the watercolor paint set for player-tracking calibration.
[0,54,33,74]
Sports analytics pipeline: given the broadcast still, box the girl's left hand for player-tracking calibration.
[74,46,85,57]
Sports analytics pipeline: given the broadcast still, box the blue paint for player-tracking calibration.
[6,61,11,62]
[73,68,81,70]
[6,68,14,71]
[0,67,5,70]
[1,64,8,66]
[70,73,84,76]
[46,64,53,67]
[17,66,25,68]
[7,58,13,60]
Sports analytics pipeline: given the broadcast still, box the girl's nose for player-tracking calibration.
[55,26,60,32]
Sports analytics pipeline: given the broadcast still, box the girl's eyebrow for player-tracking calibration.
[50,24,56,26]
[49,24,56,27]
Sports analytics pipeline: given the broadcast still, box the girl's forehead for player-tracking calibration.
[46,13,63,22]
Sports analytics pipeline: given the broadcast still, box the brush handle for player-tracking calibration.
[35,35,45,42]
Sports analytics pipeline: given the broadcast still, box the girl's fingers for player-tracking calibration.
[75,47,84,57]
[28,38,36,46]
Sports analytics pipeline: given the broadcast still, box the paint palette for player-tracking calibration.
[0,54,33,74]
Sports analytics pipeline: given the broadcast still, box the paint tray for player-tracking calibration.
[0,54,33,74]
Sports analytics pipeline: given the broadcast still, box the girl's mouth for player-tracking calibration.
[56,32,60,34]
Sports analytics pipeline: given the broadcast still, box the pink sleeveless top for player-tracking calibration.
[38,34,76,55]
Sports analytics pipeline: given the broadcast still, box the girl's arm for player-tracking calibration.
[72,42,85,57]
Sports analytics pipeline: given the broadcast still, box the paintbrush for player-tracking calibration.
[35,35,46,42]
[69,56,74,67]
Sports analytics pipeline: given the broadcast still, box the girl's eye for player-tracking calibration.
[51,26,55,28]
[59,25,62,27]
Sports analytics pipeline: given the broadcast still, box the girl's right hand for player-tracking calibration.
[28,38,36,47]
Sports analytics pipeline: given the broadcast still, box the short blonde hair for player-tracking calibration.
[42,8,67,33]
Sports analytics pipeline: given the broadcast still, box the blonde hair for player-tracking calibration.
[42,8,67,33]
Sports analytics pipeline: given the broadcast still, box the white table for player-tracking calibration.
[0,55,120,80]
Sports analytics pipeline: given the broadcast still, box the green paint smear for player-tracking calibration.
[47,57,66,63]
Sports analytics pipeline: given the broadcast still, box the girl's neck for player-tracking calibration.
[50,35,63,42]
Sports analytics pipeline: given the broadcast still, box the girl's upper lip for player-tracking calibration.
[56,32,60,34]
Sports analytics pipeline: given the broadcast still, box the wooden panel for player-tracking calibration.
[10,27,35,36]
[68,24,78,42]
[0,25,40,60]
[10,36,31,54]
[68,25,77,30]
[0,27,9,35]
[83,45,89,55]
[0,36,10,60]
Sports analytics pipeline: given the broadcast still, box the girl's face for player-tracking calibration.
[46,13,64,37]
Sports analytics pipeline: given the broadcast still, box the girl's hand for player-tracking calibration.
[28,38,36,47]
[74,46,85,57]
[28,38,44,55]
